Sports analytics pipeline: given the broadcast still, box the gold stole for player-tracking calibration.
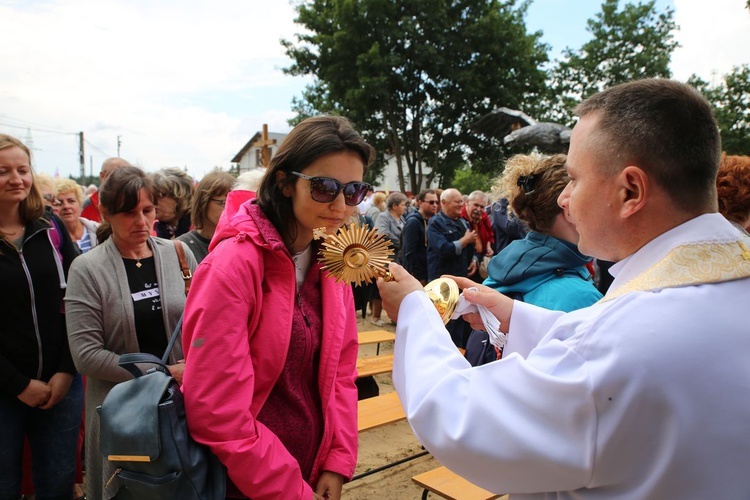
[600,237,750,303]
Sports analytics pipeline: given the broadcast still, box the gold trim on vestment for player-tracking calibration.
[600,237,750,303]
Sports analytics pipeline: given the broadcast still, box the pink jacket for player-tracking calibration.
[182,199,359,499]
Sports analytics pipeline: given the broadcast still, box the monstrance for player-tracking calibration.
[316,224,459,324]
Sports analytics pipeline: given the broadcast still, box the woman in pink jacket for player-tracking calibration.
[182,116,374,499]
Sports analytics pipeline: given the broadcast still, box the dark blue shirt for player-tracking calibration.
[426,211,475,281]
[401,211,429,282]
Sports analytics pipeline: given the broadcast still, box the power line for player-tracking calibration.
[0,114,75,134]
[0,120,77,136]
[84,139,113,158]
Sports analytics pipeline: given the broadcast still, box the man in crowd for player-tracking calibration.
[401,189,439,285]
[488,197,526,255]
[378,79,750,497]
[426,188,477,281]
[426,188,477,347]
[462,190,494,281]
[80,157,131,222]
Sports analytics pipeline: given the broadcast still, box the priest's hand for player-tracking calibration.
[445,276,514,334]
[378,262,424,323]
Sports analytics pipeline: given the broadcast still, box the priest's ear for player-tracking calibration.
[617,165,648,219]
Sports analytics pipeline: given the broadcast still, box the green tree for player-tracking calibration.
[535,0,678,125]
[69,174,99,187]
[450,165,494,194]
[283,0,549,192]
[689,65,750,155]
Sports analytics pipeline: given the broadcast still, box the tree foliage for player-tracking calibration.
[535,0,678,125]
[283,0,549,192]
[450,165,494,194]
[689,65,750,155]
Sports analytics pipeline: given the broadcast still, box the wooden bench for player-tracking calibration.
[358,330,395,355]
[358,329,395,345]
[412,466,506,500]
[357,391,406,432]
[356,354,394,377]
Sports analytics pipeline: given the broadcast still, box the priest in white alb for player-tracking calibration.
[378,79,750,499]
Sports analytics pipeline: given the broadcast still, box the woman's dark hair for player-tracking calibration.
[96,165,156,243]
[255,115,375,249]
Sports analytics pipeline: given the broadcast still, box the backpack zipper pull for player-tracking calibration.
[104,468,122,489]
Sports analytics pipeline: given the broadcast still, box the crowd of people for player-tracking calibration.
[1,78,749,500]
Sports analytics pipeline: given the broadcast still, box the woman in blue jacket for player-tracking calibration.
[466,153,602,366]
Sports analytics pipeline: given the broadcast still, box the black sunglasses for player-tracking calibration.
[290,172,370,206]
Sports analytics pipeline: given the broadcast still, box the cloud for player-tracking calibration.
[670,0,750,82]
[0,0,309,178]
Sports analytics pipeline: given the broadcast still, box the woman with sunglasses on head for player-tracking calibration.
[177,170,235,263]
[182,116,373,500]
[0,134,83,500]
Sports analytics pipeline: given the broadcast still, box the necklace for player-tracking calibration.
[292,244,312,287]
[120,247,150,268]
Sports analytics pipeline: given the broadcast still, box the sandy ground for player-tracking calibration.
[342,313,443,499]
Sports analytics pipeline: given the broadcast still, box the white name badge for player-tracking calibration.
[132,287,160,302]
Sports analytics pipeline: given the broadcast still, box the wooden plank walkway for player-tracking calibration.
[358,330,395,345]
[357,391,406,432]
[412,466,506,500]
[356,354,394,378]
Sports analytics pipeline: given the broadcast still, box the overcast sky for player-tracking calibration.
[1,0,748,181]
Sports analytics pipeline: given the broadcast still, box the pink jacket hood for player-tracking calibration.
[209,189,257,252]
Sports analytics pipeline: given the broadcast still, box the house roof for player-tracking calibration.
[231,132,287,163]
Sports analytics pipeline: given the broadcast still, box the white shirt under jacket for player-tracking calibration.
[393,213,750,499]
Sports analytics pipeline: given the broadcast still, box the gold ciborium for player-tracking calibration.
[317,223,459,324]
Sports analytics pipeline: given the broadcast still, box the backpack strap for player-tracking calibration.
[46,215,67,290]
[173,240,192,295]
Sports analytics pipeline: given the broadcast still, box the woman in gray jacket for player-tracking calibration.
[65,166,197,500]
[374,191,408,262]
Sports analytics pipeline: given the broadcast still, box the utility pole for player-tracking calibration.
[117,135,122,157]
[79,132,85,185]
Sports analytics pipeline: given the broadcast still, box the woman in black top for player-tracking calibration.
[0,134,83,499]
[65,166,197,499]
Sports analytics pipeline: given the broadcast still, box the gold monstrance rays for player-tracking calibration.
[318,223,394,286]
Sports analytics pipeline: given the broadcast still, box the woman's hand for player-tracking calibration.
[39,372,73,409]
[314,471,344,500]
[377,263,424,323]
[17,379,52,408]
[168,361,185,386]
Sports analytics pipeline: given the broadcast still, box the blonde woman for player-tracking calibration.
[365,191,386,224]
[55,178,99,253]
